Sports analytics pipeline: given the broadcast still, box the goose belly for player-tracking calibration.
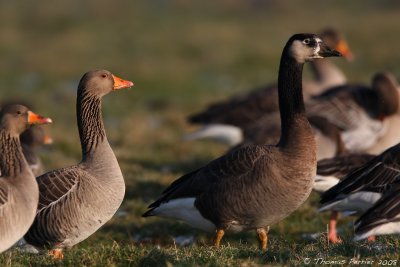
[0,191,38,253]
[31,177,125,248]
[150,198,216,232]
[63,180,125,247]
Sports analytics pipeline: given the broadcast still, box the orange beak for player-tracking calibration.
[43,134,53,145]
[27,111,52,125]
[112,74,134,90]
[335,40,354,61]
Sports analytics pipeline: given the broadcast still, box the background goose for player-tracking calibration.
[307,72,400,152]
[20,126,53,176]
[319,144,400,242]
[23,70,134,259]
[314,152,375,243]
[185,28,352,145]
[234,113,346,160]
[235,72,400,160]
[143,33,342,250]
[0,105,51,253]
[354,183,400,241]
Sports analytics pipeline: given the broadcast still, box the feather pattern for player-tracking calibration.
[24,70,126,249]
[354,183,400,240]
[0,118,39,253]
[143,34,328,236]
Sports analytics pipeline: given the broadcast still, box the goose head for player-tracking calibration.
[372,72,400,115]
[0,104,52,136]
[78,70,134,97]
[320,28,354,61]
[20,126,53,148]
[287,33,342,64]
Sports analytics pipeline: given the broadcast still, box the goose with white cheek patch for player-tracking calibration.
[185,28,352,146]
[143,34,342,250]
[0,105,52,253]
[23,70,134,259]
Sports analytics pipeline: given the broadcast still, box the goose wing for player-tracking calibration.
[188,85,277,126]
[355,183,400,235]
[306,85,373,130]
[307,85,387,151]
[34,166,81,211]
[317,153,376,178]
[0,181,9,212]
[145,145,270,211]
[320,144,400,204]
[24,166,89,246]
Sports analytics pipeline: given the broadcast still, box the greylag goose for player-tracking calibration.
[185,28,352,145]
[354,183,400,241]
[319,144,400,242]
[20,126,53,176]
[0,104,52,253]
[143,33,342,250]
[23,70,134,259]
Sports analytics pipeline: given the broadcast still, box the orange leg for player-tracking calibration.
[213,229,225,248]
[256,227,269,251]
[367,235,376,242]
[49,248,64,260]
[328,211,342,244]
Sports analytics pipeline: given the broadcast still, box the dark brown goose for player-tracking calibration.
[185,28,352,145]
[24,70,134,259]
[143,34,342,250]
[319,143,400,242]
[0,105,51,253]
[20,126,53,176]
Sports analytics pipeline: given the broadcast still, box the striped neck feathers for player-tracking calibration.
[0,130,26,177]
[77,88,107,158]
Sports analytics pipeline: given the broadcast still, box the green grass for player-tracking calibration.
[1,0,400,266]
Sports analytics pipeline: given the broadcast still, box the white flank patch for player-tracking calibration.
[184,124,243,145]
[319,191,382,214]
[152,198,216,232]
[313,175,339,193]
[354,221,400,241]
[341,114,387,152]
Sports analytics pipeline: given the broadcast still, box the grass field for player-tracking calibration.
[1,0,400,266]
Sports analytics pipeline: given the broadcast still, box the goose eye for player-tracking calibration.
[16,110,22,115]
[101,74,107,78]
[303,38,311,45]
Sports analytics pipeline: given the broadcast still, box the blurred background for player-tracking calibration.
[1,0,400,249]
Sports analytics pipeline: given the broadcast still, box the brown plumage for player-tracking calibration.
[24,70,134,257]
[143,34,342,250]
[0,105,51,253]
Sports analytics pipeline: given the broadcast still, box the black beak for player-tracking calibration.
[318,43,342,58]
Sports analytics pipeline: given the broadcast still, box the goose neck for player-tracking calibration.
[0,130,26,177]
[76,89,107,159]
[277,55,312,148]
